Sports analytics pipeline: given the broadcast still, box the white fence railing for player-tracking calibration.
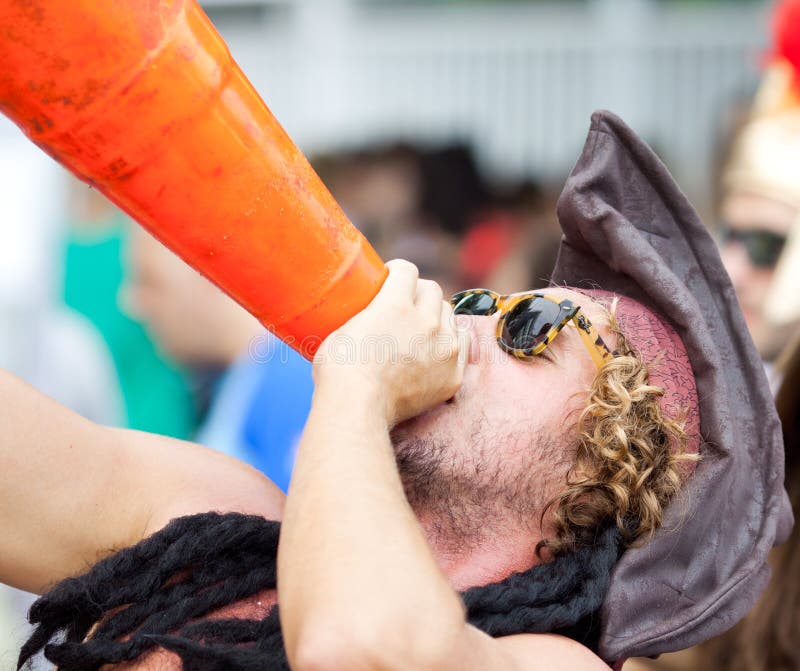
[206,0,771,206]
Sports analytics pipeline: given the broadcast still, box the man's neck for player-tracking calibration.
[417,514,545,592]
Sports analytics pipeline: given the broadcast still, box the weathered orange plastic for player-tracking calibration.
[0,0,386,359]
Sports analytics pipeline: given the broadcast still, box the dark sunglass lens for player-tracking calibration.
[743,231,787,268]
[501,297,562,350]
[452,292,496,315]
[720,226,788,269]
[716,221,733,244]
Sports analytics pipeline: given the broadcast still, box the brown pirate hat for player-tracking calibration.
[551,111,793,661]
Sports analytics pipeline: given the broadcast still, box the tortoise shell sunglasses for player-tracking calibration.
[450,289,615,369]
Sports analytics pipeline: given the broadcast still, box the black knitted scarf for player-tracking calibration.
[18,512,623,670]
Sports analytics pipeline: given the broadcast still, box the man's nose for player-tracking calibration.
[461,314,501,365]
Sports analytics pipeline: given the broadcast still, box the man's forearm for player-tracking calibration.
[0,369,284,593]
[278,379,466,671]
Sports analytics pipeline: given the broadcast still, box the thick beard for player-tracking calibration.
[390,417,564,555]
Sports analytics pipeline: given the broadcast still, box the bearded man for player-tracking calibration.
[9,112,790,671]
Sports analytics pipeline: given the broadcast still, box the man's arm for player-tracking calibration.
[277,260,609,671]
[0,368,284,594]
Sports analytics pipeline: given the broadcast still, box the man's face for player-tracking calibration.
[719,191,797,358]
[391,288,613,560]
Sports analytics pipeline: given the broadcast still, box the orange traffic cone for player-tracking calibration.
[0,0,386,358]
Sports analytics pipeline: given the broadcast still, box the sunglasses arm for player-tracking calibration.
[572,316,615,369]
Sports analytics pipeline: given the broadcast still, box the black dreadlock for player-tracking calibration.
[18,512,622,670]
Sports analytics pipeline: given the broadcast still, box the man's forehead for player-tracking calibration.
[534,287,584,302]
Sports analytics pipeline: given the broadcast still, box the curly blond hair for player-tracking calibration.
[540,304,698,557]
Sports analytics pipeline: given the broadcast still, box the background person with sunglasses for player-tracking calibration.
[717,2,800,363]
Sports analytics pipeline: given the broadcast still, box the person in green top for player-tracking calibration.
[62,183,195,439]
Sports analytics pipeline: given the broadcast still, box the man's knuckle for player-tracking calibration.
[389,259,418,274]
[423,313,440,333]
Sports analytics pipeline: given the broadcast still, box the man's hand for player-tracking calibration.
[314,259,467,427]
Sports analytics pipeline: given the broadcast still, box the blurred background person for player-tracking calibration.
[458,179,563,295]
[316,141,562,298]
[124,225,313,493]
[315,143,464,295]
[716,0,800,363]
[63,181,197,439]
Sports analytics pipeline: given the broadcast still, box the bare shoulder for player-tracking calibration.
[126,428,286,538]
[109,649,183,670]
[623,650,700,671]
[456,626,611,671]
[496,632,611,669]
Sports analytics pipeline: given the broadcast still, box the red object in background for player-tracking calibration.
[459,213,519,286]
[773,0,800,94]
[0,0,386,359]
